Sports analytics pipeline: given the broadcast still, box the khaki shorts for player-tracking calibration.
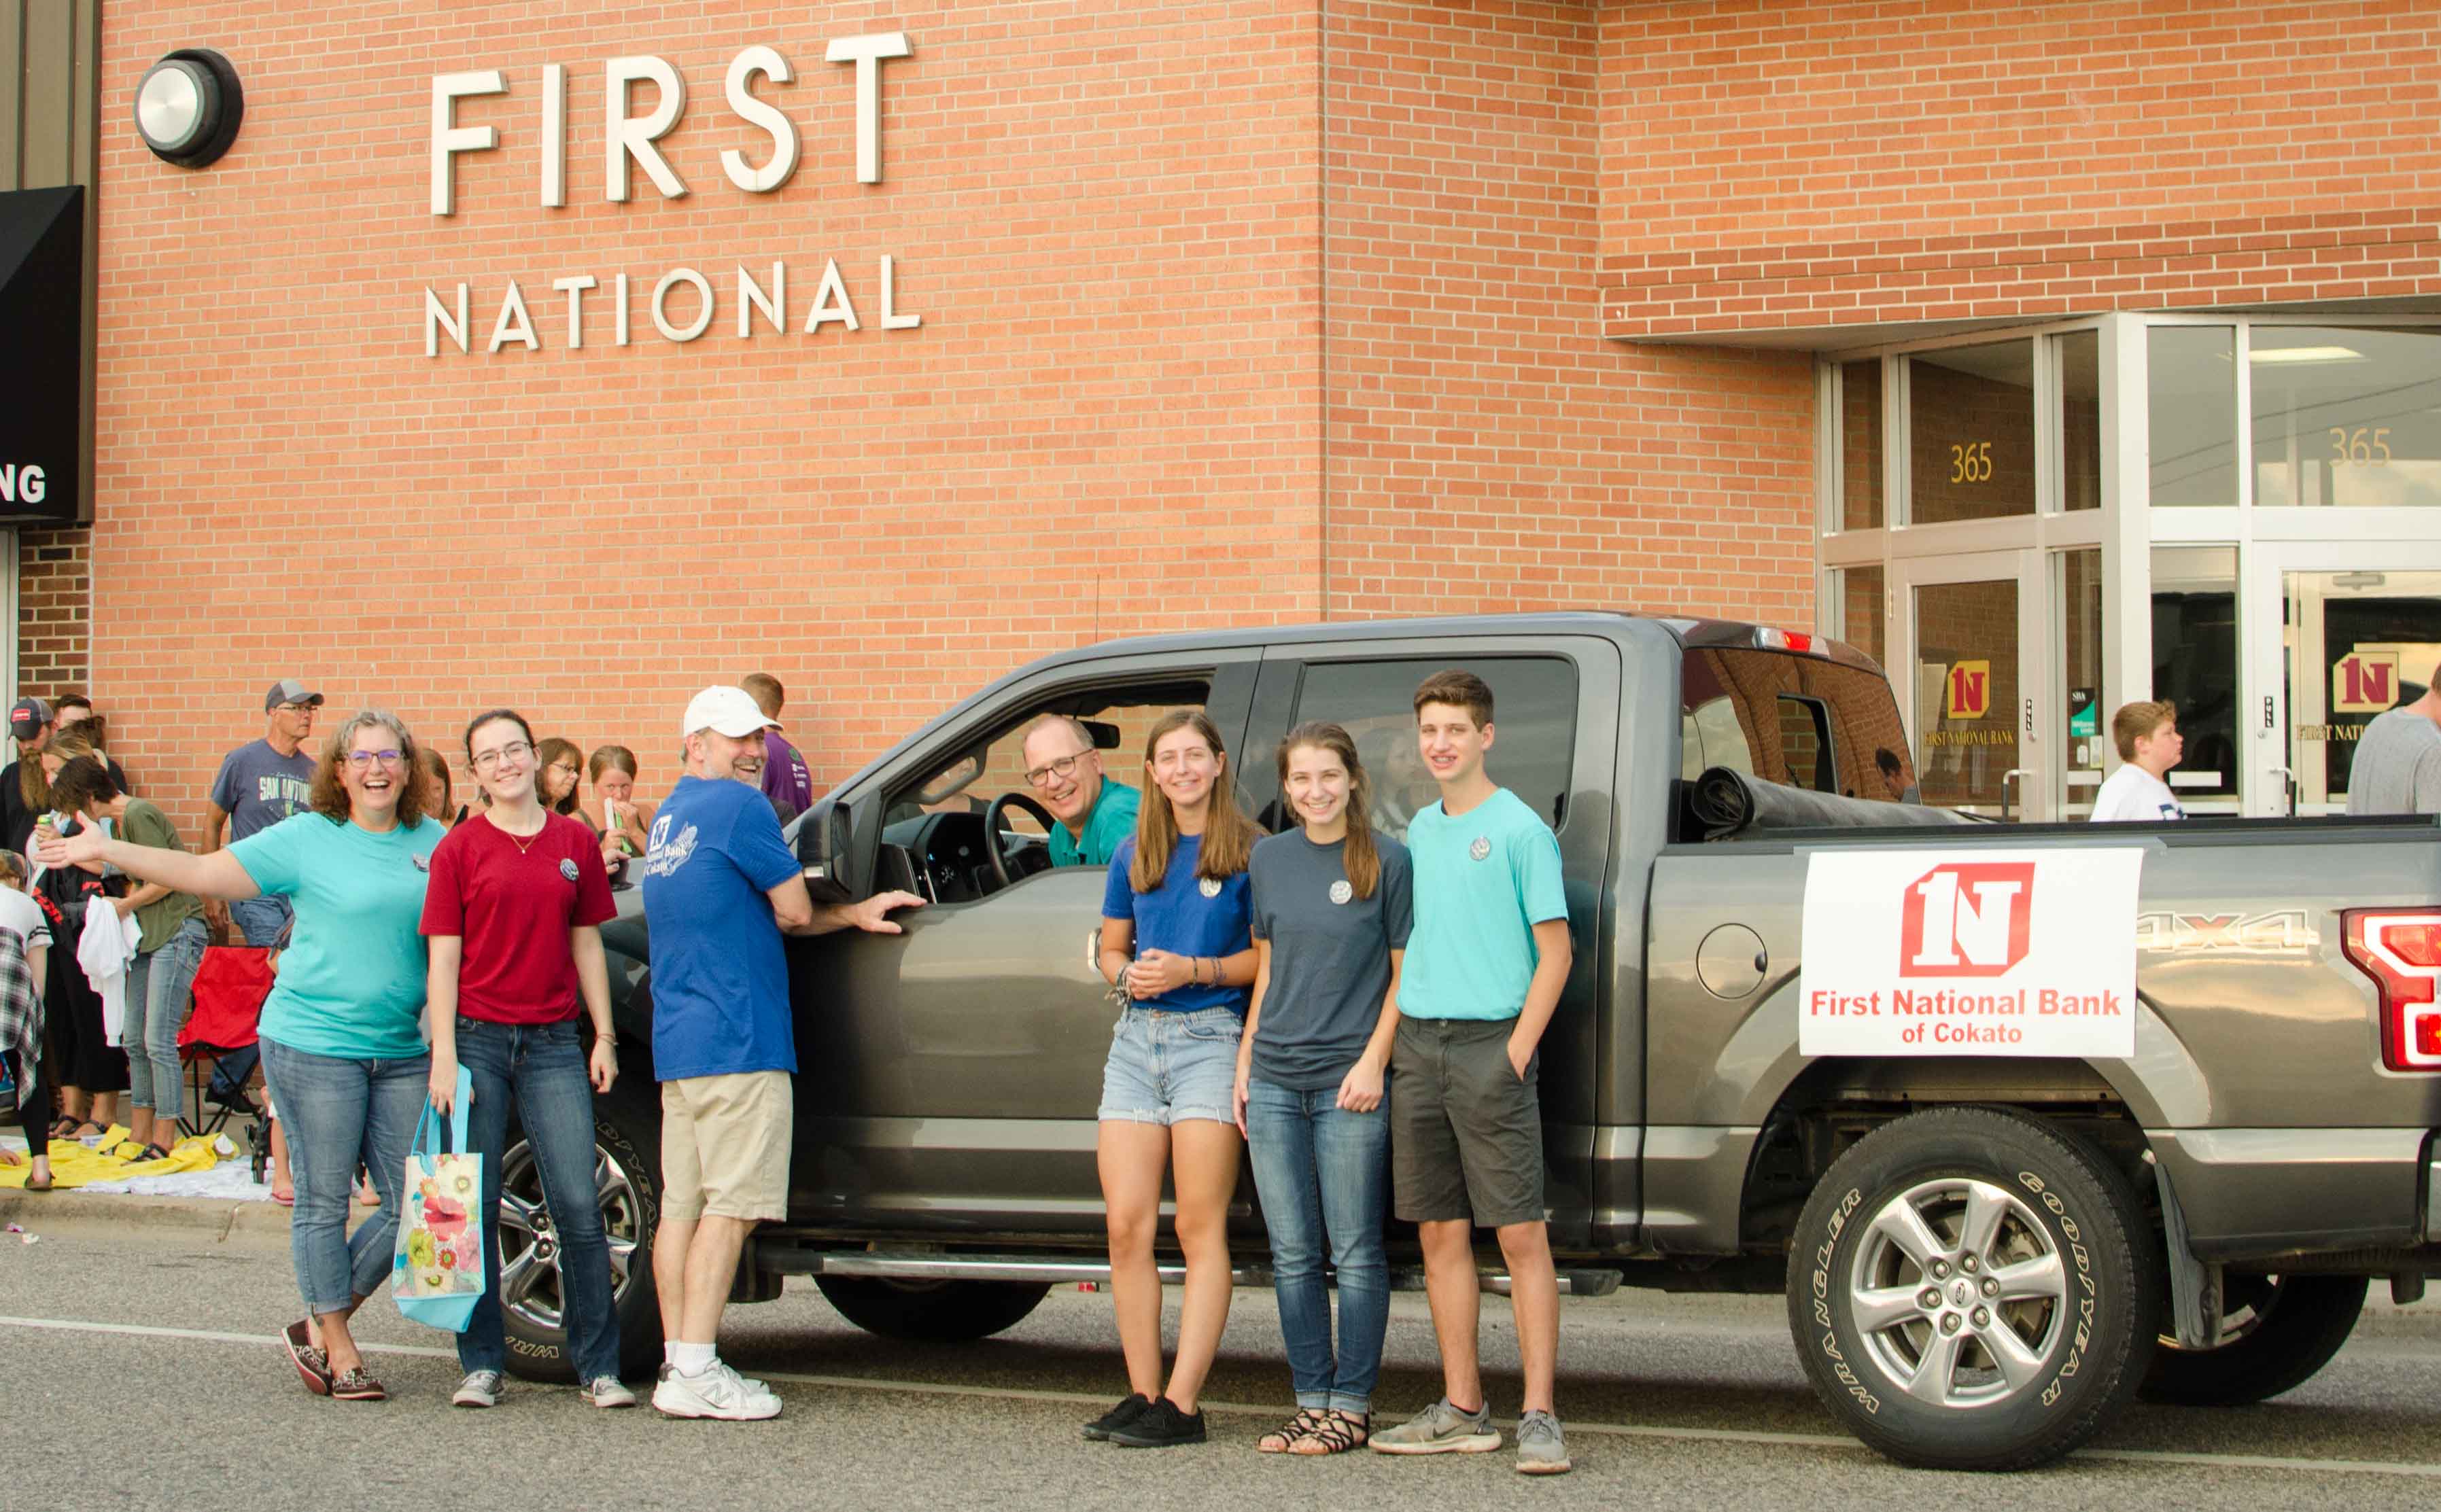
[659,1071,792,1223]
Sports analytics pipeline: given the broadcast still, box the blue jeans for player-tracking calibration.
[454,1017,620,1382]
[258,1034,429,1316]
[125,916,209,1121]
[1244,1076,1392,1414]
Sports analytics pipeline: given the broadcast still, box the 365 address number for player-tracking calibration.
[1950,440,1994,483]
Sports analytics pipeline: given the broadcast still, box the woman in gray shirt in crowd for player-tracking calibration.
[1231,722,1412,1455]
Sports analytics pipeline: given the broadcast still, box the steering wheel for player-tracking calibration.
[982,792,1058,890]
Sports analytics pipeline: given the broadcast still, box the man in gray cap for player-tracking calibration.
[202,680,324,947]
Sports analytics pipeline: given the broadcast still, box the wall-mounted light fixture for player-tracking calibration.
[135,50,244,168]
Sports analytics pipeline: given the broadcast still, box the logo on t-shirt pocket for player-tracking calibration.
[411,854,430,873]
[1198,876,1222,898]
[1470,836,1491,862]
[559,858,581,883]
[1329,879,1353,905]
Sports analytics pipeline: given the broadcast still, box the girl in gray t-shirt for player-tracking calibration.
[1232,721,1412,1454]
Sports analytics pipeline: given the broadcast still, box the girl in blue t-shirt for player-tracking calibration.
[1086,709,1259,1449]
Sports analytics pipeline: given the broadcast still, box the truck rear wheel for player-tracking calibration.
[1786,1106,2158,1471]
[2141,1273,2366,1406]
[814,1276,1054,1342]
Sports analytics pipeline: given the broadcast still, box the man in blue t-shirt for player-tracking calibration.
[641,685,920,1422]
[1372,670,1576,1475]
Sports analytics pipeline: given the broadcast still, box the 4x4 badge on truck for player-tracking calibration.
[1470,836,1491,862]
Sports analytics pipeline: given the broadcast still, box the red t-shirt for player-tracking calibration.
[419,812,617,1025]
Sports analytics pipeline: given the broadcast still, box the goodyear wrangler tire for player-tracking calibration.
[814,1276,1053,1343]
[499,1080,664,1384]
[2140,1273,2366,1406]
[1786,1106,2158,1471]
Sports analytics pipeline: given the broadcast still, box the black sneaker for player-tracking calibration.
[1109,1396,1207,1448]
[1083,1392,1153,1441]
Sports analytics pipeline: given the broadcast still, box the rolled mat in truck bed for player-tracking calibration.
[1691,766,1989,839]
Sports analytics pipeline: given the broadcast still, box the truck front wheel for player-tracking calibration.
[2141,1273,2366,1406]
[814,1276,1054,1342]
[1785,1106,2159,1471]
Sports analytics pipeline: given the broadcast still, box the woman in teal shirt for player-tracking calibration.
[44,709,443,1402]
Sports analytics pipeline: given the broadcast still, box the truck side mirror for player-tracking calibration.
[797,796,860,906]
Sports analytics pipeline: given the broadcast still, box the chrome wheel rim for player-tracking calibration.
[1847,1178,2067,1410]
[496,1135,644,1335]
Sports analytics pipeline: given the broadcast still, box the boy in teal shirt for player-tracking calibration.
[1370,671,1573,1475]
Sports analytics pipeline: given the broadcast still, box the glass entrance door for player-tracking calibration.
[1897,552,2046,819]
[2249,542,2441,814]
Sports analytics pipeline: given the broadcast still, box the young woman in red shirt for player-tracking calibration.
[420,709,631,1409]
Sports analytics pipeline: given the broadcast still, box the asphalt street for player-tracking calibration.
[2,1214,2438,1511]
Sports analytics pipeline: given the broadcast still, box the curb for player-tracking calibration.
[0,1191,286,1251]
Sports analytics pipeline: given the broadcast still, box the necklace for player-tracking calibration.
[486,810,548,854]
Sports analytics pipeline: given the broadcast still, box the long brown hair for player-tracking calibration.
[1276,721,1382,901]
[307,709,428,828]
[1129,709,1259,892]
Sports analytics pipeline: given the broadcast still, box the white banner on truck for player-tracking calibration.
[1798,847,2145,1058]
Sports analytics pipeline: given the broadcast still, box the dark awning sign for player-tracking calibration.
[0,186,83,525]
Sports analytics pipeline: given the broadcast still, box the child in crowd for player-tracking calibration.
[0,849,54,1191]
[2090,700,2185,822]
[1370,670,1574,1475]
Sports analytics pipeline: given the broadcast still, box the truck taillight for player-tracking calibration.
[2342,909,2441,1072]
[1756,627,1820,654]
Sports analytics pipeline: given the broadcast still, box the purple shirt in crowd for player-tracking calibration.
[762,730,813,814]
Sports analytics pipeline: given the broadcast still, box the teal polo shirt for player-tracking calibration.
[1396,787,1568,1021]
[1048,779,1139,868]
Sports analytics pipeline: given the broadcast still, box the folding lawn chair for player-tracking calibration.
[178,943,275,1174]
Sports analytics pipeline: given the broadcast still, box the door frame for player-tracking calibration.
[1894,549,2049,820]
[2245,538,2441,815]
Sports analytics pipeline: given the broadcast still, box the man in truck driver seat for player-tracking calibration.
[1370,670,1574,1475]
[640,686,922,1422]
[1022,714,1139,868]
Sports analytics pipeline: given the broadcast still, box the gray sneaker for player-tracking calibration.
[1514,1409,1570,1475]
[583,1375,638,1409]
[451,1370,504,1409]
[1370,1398,1501,1455]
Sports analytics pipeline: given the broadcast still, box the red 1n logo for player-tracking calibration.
[1900,862,2035,977]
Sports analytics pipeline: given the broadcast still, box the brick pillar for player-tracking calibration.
[16,525,91,703]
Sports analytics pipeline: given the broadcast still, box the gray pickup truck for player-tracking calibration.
[501,614,2440,1471]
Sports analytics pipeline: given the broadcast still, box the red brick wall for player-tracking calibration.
[16,527,90,707]
[1323,1,1815,622]
[1601,0,2441,338]
[92,1,1326,824]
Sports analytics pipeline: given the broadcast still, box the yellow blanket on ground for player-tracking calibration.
[0,1125,223,1189]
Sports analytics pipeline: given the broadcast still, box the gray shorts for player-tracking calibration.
[1390,1016,1546,1229]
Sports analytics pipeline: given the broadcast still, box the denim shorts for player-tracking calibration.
[1098,1006,1242,1126]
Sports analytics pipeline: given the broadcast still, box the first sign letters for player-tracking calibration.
[1799,848,2145,1058]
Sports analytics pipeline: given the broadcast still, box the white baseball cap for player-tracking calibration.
[680,686,778,740]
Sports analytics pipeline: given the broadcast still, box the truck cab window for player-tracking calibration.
[1285,656,1578,836]
[1680,647,1911,801]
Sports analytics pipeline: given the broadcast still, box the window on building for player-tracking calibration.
[1909,339,2036,523]
[1288,656,1578,837]
[2148,326,2238,506]
[1841,359,1884,529]
[2252,326,2441,508]
[2061,330,2100,512]
[2150,546,2238,807]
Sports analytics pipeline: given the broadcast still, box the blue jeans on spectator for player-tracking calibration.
[207,896,294,1104]
[124,916,209,1124]
[1244,1076,1393,1415]
[453,1017,620,1382]
[258,1033,428,1316]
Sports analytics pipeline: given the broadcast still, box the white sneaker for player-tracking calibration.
[584,1375,638,1409]
[452,1370,504,1409]
[651,1361,781,1421]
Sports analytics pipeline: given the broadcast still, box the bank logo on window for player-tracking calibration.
[1943,660,1992,721]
